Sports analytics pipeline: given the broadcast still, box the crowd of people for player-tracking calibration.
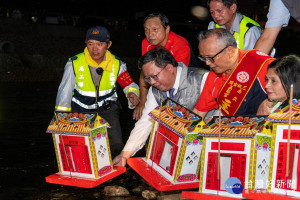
[54,0,300,166]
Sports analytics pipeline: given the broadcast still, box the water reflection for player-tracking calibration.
[0,82,147,199]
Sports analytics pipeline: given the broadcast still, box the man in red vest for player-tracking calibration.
[133,13,199,120]
[193,28,275,120]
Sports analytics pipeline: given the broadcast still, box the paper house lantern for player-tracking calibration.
[197,116,272,198]
[127,98,205,191]
[266,103,300,197]
[45,112,125,188]
[241,102,300,200]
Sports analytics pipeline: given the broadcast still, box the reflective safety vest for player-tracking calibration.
[71,52,120,110]
[216,14,261,50]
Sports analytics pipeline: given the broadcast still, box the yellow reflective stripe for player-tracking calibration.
[72,98,98,109]
[233,32,240,49]
[72,95,117,110]
[238,15,260,50]
[55,106,71,111]
[126,88,140,97]
[74,84,114,97]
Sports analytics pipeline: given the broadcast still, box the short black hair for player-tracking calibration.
[207,0,237,8]
[138,47,178,70]
[143,13,170,29]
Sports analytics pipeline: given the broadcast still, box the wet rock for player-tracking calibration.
[103,185,130,197]
[141,190,158,200]
[118,177,126,184]
[50,192,70,198]
[132,173,140,180]
[92,192,101,198]
[157,193,183,200]
[132,185,143,194]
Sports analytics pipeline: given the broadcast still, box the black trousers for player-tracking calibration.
[98,101,124,158]
[72,100,124,158]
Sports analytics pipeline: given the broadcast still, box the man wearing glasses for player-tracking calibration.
[113,48,208,166]
[193,28,275,120]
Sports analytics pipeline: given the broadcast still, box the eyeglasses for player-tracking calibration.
[198,46,228,63]
[143,65,167,83]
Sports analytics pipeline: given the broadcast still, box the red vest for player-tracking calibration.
[217,50,275,116]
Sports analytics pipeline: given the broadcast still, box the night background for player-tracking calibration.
[0,0,299,199]
[0,0,276,24]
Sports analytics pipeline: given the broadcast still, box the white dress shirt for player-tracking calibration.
[122,66,182,155]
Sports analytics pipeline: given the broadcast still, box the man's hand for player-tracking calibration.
[192,108,207,120]
[133,102,145,120]
[133,71,149,120]
[112,155,128,167]
[256,98,274,115]
[112,151,132,167]
[128,92,140,107]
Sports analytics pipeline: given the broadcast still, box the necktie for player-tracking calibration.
[169,88,175,100]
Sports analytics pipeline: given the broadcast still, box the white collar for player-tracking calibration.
[171,65,182,95]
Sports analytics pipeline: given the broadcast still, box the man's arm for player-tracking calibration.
[55,61,75,112]
[113,87,158,166]
[127,92,140,107]
[112,151,132,166]
[113,112,153,166]
[254,26,282,54]
[254,0,291,54]
[192,108,207,121]
[192,71,220,120]
[117,61,140,109]
[133,71,149,120]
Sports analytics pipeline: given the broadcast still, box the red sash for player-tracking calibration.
[217,50,275,116]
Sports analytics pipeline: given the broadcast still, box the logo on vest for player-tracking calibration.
[79,66,84,71]
[236,71,249,83]
[78,82,84,87]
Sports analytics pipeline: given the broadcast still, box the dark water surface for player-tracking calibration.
[0,82,157,200]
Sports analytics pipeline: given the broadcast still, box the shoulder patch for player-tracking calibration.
[246,22,261,30]
[69,56,78,61]
[246,22,255,28]
[114,55,120,60]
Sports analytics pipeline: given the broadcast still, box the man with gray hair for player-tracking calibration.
[193,28,275,119]
[113,48,208,166]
